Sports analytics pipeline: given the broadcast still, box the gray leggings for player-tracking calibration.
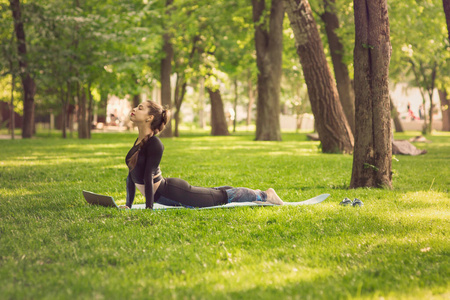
[155,178,267,208]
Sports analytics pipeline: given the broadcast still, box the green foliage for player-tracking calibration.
[389,0,449,84]
[0,131,449,298]
[2,0,450,132]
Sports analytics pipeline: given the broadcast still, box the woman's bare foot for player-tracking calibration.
[266,188,284,205]
[118,205,130,209]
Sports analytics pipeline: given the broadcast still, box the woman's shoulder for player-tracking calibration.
[143,135,164,152]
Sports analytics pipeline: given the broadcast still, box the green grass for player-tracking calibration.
[0,130,449,299]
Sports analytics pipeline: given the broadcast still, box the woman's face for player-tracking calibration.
[130,102,153,124]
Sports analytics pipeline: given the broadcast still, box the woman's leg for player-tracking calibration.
[226,188,284,205]
[225,188,267,203]
[155,178,228,208]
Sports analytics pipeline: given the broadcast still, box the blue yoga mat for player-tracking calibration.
[82,190,330,210]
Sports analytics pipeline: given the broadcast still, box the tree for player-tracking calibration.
[9,0,36,138]
[284,0,354,153]
[389,0,448,135]
[159,0,174,138]
[444,0,450,42]
[390,97,404,133]
[350,0,392,189]
[438,89,450,131]
[252,0,284,141]
[208,86,230,136]
[441,0,450,131]
[320,0,355,134]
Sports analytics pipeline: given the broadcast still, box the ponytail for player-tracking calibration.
[155,108,171,134]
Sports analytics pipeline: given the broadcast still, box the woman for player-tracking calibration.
[121,100,284,209]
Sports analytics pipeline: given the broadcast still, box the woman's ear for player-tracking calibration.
[146,115,154,123]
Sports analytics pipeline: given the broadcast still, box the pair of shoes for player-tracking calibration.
[339,198,364,207]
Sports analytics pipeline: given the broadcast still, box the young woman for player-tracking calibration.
[121,100,284,209]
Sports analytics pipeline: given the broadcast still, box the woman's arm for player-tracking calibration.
[143,138,164,209]
[126,173,136,208]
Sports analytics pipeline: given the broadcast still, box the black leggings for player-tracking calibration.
[155,178,268,208]
[155,178,228,208]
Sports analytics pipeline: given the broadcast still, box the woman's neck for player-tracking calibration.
[137,126,153,143]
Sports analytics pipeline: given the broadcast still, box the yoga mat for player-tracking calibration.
[83,190,330,210]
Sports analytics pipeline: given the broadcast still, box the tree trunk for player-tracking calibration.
[159,0,174,138]
[390,97,404,133]
[208,88,230,136]
[320,0,355,134]
[173,74,187,137]
[10,70,15,140]
[438,89,450,131]
[69,101,75,138]
[198,77,206,128]
[133,94,140,108]
[87,82,93,139]
[62,82,70,139]
[78,84,90,139]
[284,0,354,153]
[247,75,255,127]
[443,0,450,42]
[426,63,437,134]
[252,0,284,141]
[10,0,36,138]
[233,79,238,133]
[350,0,392,189]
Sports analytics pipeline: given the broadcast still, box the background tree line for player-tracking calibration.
[1,0,450,188]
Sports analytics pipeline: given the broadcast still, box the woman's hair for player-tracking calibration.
[127,101,171,170]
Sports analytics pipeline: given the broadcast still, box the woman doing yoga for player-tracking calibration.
[121,100,284,209]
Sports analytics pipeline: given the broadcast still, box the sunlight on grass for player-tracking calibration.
[0,131,449,299]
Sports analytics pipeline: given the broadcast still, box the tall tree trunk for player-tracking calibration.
[208,88,230,136]
[10,0,36,138]
[284,0,354,153]
[390,97,404,133]
[320,0,355,134]
[78,84,89,139]
[233,79,238,133]
[247,75,255,127]
[426,63,437,134]
[87,82,93,139]
[69,100,75,138]
[62,82,70,139]
[252,0,284,141]
[133,94,140,108]
[159,0,174,138]
[10,70,15,140]
[443,0,450,42]
[9,69,16,140]
[173,74,187,137]
[438,89,450,131]
[198,77,206,129]
[350,0,392,189]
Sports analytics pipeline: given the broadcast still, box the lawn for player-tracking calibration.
[0,130,449,299]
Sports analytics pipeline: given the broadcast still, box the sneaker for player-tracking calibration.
[352,198,363,207]
[339,198,352,206]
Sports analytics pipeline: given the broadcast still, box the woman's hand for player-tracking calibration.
[118,205,130,209]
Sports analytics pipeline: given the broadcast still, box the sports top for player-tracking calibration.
[125,135,164,209]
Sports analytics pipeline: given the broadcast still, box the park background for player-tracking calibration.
[1,0,450,299]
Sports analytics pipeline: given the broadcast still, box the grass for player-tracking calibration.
[0,130,449,299]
